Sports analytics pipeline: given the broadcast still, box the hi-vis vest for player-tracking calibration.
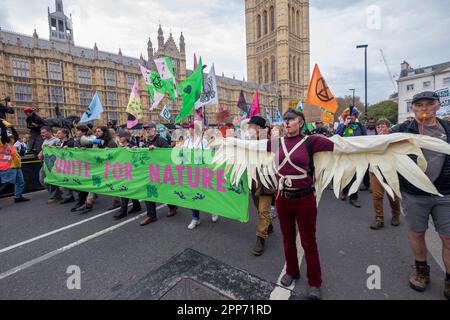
[0,143,15,171]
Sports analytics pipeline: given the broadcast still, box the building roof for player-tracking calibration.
[400,61,450,79]
[0,28,142,67]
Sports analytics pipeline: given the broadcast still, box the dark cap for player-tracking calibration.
[412,91,440,104]
[143,121,156,129]
[118,129,131,138]
[283,112,300,121]
[248,116,267,129]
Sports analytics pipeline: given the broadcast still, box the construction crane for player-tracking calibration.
[380,49,398,93]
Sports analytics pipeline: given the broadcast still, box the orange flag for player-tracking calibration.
[306,64,338,114]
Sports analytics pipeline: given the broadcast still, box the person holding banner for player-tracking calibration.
[139,122,178,226]
[78,126,118,215]
[184,123,219,229]
[114,129,143,221]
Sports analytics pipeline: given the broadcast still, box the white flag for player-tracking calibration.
[159,105,172,122]
[195,64,219,109]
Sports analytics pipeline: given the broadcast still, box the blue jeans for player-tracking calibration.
[39,168,59,199]
[192,210,200,220]
[0,168,25,198]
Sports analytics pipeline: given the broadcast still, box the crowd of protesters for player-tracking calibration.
[0,90,449,300]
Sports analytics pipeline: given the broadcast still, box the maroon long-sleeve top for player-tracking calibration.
[268,135,335,190]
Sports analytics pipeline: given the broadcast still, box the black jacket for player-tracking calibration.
[145,134,170,148]
[26,113,45,135]
[395,118,450,195]
[0,103,14,120]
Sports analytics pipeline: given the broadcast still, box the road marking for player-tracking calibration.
[270,232,304,300]
[0,204,136,254]
[0,205,165,280]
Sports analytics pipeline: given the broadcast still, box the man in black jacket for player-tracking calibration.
[24,107,45,153]
[0,97,14,120]
[396,91,450,300]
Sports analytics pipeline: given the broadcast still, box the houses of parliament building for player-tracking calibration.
[0,0,320,130]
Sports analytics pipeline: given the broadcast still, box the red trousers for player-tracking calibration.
[276,193,322,288]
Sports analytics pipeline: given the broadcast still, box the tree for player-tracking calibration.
[363,100,398,124]
[334,95,364,122]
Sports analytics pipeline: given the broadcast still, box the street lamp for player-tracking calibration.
[356,44,368,120]
[349,89,355,107]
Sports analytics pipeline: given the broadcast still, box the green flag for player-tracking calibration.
[176,57,203,123]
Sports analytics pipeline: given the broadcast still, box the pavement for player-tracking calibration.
[0,189,447,300]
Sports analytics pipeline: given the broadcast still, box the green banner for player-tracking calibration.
[43,147,250,222]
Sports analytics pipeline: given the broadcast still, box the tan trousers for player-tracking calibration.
[252,194,273,239]
[370,173,401,221]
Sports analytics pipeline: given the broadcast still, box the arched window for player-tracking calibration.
[297,10,300,35]
[264,59,269,83]
[271,56,276,82]
[292,8,296,34]
[292,56,296,82]
[270,6,275,32]
[257,15,261,38]
[297,59,301,84]
[289,55,292,81]
[263,11,268,35]
[288,5,291,32]
[258,62,263,84]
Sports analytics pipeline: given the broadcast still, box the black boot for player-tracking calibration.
[252,236,265,256]
[113,209,128,220]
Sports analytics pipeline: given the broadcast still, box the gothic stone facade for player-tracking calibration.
[245,0,317,120]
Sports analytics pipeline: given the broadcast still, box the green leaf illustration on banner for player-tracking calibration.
[44,155,57,172]
[42,147,250,222]
[92,176,102,187]
[147,185,159,198]
[192,193,206,201]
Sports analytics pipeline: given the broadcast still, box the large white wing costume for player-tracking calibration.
[212,133,450,204]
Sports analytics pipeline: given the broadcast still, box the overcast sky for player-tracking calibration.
[1,0,449,104]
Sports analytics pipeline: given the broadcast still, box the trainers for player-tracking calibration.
[409,264,430,292]
[71,203,84,212]
[113,210,128,220]
[349,199,361,208]
[79,205,93,215]
[140,216,157,226]
[167,206,178,217]
[14,197,30,203]
[188,219,201,230]
[307,286,322,300]
[340,193,347,201]
[280,274,300,287]
[370,220,384,230]
[128,206,142,214]
[444,279,450,300]
[252,236,265,256]
[391,216,401,227]
[211,215,219,223]
[47,197,62,204]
